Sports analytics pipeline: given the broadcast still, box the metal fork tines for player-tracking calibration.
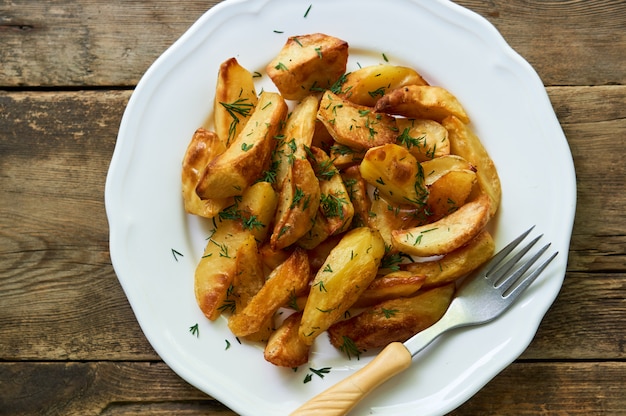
[405,226,558,357]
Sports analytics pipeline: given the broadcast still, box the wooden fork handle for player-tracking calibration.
[290,342,412,416]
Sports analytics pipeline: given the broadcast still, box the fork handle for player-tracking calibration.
[290,342,412,416]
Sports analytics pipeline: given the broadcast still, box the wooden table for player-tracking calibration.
[1,1,624,414]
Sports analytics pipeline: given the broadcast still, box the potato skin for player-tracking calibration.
[181,128,231,218]
[299,227,385,345]
[392,193,491,257]
[328,283,455,351]
[196,92,287,199]
[338,64,429,107]
[228,248,310,337]
[214,57,258,145]
[318,91,398,150]
[405,230,495,288]
[375,85,470,124]
[264,312,310,367]
[266,33,348,101]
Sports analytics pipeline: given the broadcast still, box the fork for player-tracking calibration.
[290,226,558,416]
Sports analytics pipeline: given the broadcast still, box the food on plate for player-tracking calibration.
[181,128,230,218]
[392,193,491,257]
[183,33,501,367]
[299,227,385,345]
[375,85,470,124]
[266,33,349,101]
[443,115,502,217]
[327,283,455,351]
[318,91,398,149]
[336,64,429,107]
[214,57,258,145]
[195,91,287,199]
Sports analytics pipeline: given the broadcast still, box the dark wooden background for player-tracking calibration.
[1,1,624,415]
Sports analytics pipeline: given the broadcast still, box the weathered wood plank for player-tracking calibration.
[1,361,624,415]
[457,0,626,86]
[0,1,624,87]
[546,86,626,274]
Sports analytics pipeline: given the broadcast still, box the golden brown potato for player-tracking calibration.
[353,271,426,308]
[270,158,321,250]
[305,233,343,273]
[214,57,258,145]
[181,128,232,218]
[425,169,477,221]
[259,243,292,272]
[299,227,385,345]
[337,64,429,107]
[196,92,288,199]
[264,312,310,367]
[194,223,253,321]
[396,118,450,162]
[442,115,501,218]
[375,85,470,124]
[266,33,348,101]
[329,143,366,169]
[340,165,370,229]
[272,94,320,188]
[228,248,310,337]
[318,91,398,150]
[405,230,495,288]
[229,236,274,342]
[359,143,429,207]
[421,154,475,186]
[392,193,491,257]
[236,181,278,243]
[311,147,355,235]
[367,195,423,249]
[328,283,455,351]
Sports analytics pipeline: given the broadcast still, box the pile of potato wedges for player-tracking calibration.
[181,33,501,367]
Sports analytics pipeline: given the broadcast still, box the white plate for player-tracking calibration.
[105,0,576,414]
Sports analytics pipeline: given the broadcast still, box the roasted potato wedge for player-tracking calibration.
[375,85,470,124]
[272,94,320,188]
[359,143,429,207]
[318,91,398,150]
[181,128,231,218]
[367,195,422,249]
[421,154,475,186]
[271,158,321,250]
[229,235,274,342]
[396,118,450,162]
[214,57,258,145]
[220,181,278,243]
[264,312,310,367]
[340,165,370,229]
[353,271,426,308]
[329,143,366,169]
[299,227,385,345]
[337,64,429,107]
[194,223,253,321]
[228,248,310,337]
[442,115,501,218]
[392,193,491,256]
[405,230,495,287]
[196,92,288,199]
[310,146,354,234]
[426,169,477,221]
[306,233,343,273]
[266,33,348,101]
[328,283,455,351]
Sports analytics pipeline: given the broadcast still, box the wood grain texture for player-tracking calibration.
[0,0,624,87]
[1,0,625,415]
[1,361,624,415]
